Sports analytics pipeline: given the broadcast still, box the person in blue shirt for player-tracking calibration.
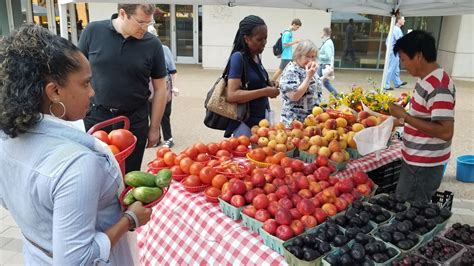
[224,15,280,137]
[0,24,151,265]
[271,18,302,82]
[318,27,338,97]
[384,16,407,90]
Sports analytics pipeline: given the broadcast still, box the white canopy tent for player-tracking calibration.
[58,0,474,87]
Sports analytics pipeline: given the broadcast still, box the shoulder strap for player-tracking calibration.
[222,52,249,90]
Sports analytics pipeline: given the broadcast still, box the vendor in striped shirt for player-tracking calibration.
[388,30,456,203]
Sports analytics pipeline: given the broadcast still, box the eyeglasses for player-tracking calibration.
[129,15,155,28]
[305,54,317,60]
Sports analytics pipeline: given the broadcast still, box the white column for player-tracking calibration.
[6,0,14,32]
[26,0,33,23]
[69,3,78,44]
[46,0,56,34]
[59,3,68,38]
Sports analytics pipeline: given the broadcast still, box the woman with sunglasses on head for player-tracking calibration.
[0,24,151,265]
[279,40,323,126]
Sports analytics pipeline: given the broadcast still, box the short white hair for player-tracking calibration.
[147,25,157,36]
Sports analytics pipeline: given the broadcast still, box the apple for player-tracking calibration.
[318,147,331,158]
[318,180,331,190]
[257,137,269,147]
[267,139,277,150]
[352,171,369,184]
[290,220,305,236]
[329,176,340,186]
[290,120,304,130]
[316,155,329,167]
[321,203,338,216]
[230,179,247,195]
[334,198,348,212]
[352,190,362,201]
[275,208,293,225]
[270,165,285,179]
[257,127,270,137]
[275,132,287,144]
[252,194,269,210]
[220,190,233,202]
[274,143,287,152]
[302,164,316,176]
[297,199,316,215]
[289,208,302,220]
[356,184,371,196]
[250,134,259,144]
[230,195,245,207]
[295,175,310,189]
[340,193,355,204]
[254,209,271,222]
[272,178,285,188]
[267,193,278,202]
[314,208,328,224]
[290,194,303,207]
[309,181,322,194]
[251,172,266,188]
[312,106,324,116]
[267,201,281,217]
[274,122,286,130]
[263,183,276,194]
[291,160,305,172]
[242,205,257,218]
[300,215,318,229]
[278,197,293,209]
[315,166,331,181]
[335,178,354,193]
[311,196,322,208]
[244,189,258,204]
[262,219,278,235]
[298,189,313,199]
[258,119,270,128]
[276,224,294,240]
[275,185,291,199]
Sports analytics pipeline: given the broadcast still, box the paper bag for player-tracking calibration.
[361,101,383,117]
[353,116,396,156]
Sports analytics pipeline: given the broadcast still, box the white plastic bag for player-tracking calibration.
[353,116,396,157]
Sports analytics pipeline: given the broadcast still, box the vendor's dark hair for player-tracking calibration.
[394,30,437,62]
[0,24,82,138]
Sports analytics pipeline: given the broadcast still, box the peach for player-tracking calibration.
[258,137,269,147]
[352,123,365,132]
[267,139,277,149]
[304,115,317,127]
[275,132,287,144]
[274,122,286,130]
[335,117,347,128]
[291,120,304,129]
[291,128,304,139]
[324,119,337,130]
[358,111,370,121]
[308,145,320,155]
[309,135,323,146]
[259,119,270,128]
[321,203,338,216]
[318,112,330,122]
[366,116,378,127]
[274,143,288,152]
[318,146,331,157]
[312,106,324,116]
[257,127,270,137]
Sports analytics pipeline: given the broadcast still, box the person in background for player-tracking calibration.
[78,4,167,172]
[389,30,455,203]
[318,27,338,97]
[147,25,179,148]
[0,24,151,265]
[384,16,407,90]
[343,18,356,61]
[225,15,280,137]
[279,40,323,126]
[271,18,302,82]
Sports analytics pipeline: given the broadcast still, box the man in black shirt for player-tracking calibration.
[79,4,167,172]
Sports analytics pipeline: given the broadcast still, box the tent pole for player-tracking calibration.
[59,3,68,39]
[25,0,33,23]
[381,15,395,89]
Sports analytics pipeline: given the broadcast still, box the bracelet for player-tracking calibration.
[122,212,135,231]
[123,210,139,231]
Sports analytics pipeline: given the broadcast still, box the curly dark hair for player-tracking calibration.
[0,24,82,138]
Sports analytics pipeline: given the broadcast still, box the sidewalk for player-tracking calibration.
[1,65,473,264]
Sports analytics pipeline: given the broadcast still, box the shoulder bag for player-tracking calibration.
[204,53,249,130]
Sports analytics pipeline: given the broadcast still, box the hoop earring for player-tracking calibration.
[49,101,67,119]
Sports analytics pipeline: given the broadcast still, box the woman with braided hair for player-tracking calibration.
[0,24,151,264]
[224,15,280,137]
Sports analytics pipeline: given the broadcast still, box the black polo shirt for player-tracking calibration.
[78,14,167,111]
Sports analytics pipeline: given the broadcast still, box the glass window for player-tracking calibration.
[331,13,443,70]
[154,4,171,48]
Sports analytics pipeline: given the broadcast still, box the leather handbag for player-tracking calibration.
[204,53,249,130]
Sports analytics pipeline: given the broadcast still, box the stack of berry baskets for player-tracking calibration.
[87,115,136,176]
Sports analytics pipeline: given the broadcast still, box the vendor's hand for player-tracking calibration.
[389,102,407,119]
[127,201,152,227]
[172,87,180,96]
[146,128,160,148]
[305,62,317,79]
[266,86,280,98]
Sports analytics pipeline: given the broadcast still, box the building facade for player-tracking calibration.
[1,2,472,80]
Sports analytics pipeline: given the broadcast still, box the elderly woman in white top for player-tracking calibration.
[0,24,151,264]
[279,39,323,126]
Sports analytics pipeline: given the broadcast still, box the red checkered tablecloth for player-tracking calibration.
[334,139,402,179]
[137,141,402,265]
[136,181,285,265]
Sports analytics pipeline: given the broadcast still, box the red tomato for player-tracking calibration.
[108,144,120,155]
[216,149,231,158]
[199,166,217,185]
[109,129,135,151]
[183,175,202,187]
[189,162,205,176]
[174,153,187,166]
[179,157,193,174]
[207,143,220,155]
[195,153,211,163]
[238,135,251,146]
[185,147,199,160]
[250,149,266,162]
[219,140,233,151]
[150,158,167,168]
[163,151,177,166]
[211,174,228,189]
[228,137,240,150]
[205,187,221,198]
[194,143,208,154]
[92,130,110,145]
[235,144,249,153]
[170,165,184,175]
[156,147,171,158]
